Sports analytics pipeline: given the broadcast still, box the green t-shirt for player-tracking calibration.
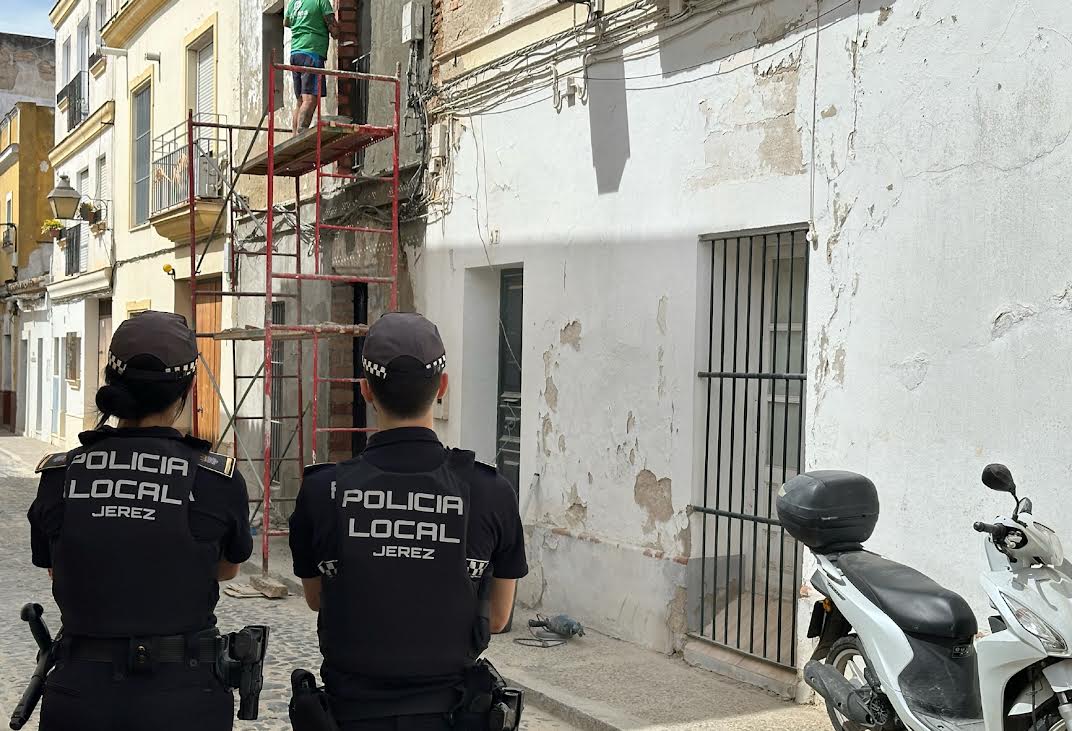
[286,0,335,58]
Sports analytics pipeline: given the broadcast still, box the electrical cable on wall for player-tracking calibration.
[431,0,855,118]
[808,0,823,247]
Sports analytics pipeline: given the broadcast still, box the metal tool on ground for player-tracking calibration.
[514,614,585,648]
[9,603,58,730]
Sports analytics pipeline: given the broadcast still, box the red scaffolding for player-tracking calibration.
[184,61,402,574]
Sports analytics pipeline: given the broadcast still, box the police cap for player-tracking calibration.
[107,310,198,381]
[361,312,446,380]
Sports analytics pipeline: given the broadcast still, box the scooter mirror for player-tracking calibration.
[982,463,1017,495]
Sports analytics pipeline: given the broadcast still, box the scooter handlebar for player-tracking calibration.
[974,521,1008,540]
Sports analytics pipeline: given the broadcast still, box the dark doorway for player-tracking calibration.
[496,269,523,495]
[352,283,369,454]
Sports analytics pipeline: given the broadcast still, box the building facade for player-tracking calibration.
[0,102,56,433]
[99,0,241,443]
[419,0,1072,698]
[0,34,56,438]
[45,0,118,446]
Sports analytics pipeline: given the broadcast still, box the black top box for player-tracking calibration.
[776,470,879,552]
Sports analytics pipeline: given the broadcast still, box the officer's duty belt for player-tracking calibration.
[66,634,219,664]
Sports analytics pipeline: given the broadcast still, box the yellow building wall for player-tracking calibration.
[0,103,55,283]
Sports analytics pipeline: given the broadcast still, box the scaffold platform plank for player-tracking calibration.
[240,117,394,177]
[213,322,369,341]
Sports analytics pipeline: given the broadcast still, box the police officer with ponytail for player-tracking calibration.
[288,312,528,731]
[27,311,255,730]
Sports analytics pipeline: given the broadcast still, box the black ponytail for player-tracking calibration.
[95,354,194,428]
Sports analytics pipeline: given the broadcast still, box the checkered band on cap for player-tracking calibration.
[425,355,447,374]
[108,353,128,374]
[362,357,388,379]
[362,355,446,379]
[108,352,196,377]
[164,361,197,375]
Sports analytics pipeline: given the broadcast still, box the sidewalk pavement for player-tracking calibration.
[485,627,828,731]
[0,430,54,472]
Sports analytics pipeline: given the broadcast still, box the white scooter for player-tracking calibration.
[776,465,1072,731]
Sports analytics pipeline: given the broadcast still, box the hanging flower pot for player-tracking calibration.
[41,219,63,240]
[78,201,101,224]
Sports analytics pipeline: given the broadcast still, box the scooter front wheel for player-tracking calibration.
[825,636,898,731]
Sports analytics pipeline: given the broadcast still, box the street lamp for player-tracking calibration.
[47,174,82,221]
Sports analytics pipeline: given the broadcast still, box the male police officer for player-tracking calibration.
[289,312,527,730]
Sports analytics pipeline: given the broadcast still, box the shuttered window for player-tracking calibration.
[77,168,89,271]
[133,84,151,225]
[195,39,214,117]
[96,155,108,201]
[96,155,108,227]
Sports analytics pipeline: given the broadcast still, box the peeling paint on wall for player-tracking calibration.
[892,353,930,391]
[565,483,587,528]
[666,585,688,642]
[692,48,806,188]
[560,320,582,350]
[826,192,856,265]
[991,303,1038,339]
[634,469,674,533]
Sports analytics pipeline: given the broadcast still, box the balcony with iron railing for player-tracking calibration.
[57,71,90,134]
[148,113,228,244]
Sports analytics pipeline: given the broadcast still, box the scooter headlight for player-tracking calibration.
[1001,592,1069,654]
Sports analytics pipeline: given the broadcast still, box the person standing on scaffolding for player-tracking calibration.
[285,0,340,131]
[26,311,259,730]
[288,312,528,731]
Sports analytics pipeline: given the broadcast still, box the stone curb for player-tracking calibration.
[492,666,640,731]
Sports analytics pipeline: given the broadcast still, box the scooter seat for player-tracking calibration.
[835,551,978,639]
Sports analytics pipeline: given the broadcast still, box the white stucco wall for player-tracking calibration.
[804,0,1072,630]
[424,0,1072,662]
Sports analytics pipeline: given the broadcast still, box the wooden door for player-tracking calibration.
[195,278,222,445]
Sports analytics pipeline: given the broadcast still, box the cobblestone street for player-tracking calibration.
[0,439,576,731]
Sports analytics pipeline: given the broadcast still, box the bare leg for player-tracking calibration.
[291,101,301,136]
[297,95,319,128]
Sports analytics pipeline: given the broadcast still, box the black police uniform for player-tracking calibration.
[25,312,253,731]
[28,427,252,730]
[288,313,527,731]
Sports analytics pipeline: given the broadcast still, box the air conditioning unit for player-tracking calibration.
[195,149,223,199]
[1,226,13,250]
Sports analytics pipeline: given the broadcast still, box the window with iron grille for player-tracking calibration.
[64,226,82,276]
[690,227,809,669]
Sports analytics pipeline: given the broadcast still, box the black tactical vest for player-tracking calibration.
[51,436,218,637]
[319,449,483,679]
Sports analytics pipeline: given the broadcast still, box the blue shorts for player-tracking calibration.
[291,52,327,99]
